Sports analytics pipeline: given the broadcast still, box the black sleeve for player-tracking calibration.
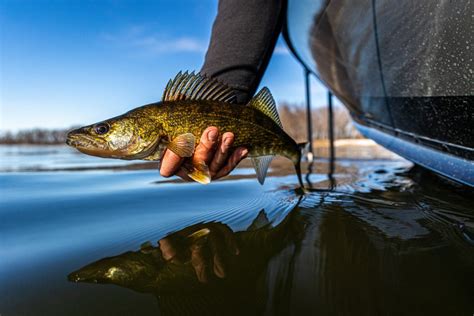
[200,0,285,103]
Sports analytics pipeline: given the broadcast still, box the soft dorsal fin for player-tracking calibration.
[162,71,237,103]
[251,155,274,185]
[248,87,282,128]
[247,209,270,231]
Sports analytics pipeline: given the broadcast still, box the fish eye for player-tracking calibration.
[93,123,109,135]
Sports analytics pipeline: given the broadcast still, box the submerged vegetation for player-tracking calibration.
[0,104,361,145]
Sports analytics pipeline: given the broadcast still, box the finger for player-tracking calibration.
[209,132,234,177]
[209,234,226,278]
[158,238,177,261]
[210,223,240,256]
[214,147,248,179]
[159,149,184,177]
[190,243,211,283]
[175,162,194,181]
[176,166,193,181]
[193,127,219,165]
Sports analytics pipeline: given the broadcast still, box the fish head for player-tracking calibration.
[68,249,166,292]
[66,114,161,159]
[68,260,139,286]
[68,252,158,287]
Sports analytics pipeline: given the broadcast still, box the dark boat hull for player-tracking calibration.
[283,0,474,186]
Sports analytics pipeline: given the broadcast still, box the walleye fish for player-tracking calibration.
[66,71,305,186]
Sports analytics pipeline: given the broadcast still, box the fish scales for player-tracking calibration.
[66,71,304,186]
[145,100,298,158]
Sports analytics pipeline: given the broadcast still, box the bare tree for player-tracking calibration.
[279,103,362,142]
[0,128,72,144]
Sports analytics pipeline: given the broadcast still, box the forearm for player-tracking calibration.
[201,0,285,103]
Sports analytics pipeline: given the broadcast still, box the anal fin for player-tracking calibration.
[251,155,273,185]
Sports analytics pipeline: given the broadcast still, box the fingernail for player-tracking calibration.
[240,149,248,157]
[224,137,232,146]
[207,129,218,141]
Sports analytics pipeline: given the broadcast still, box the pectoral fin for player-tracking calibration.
[166,133,195,157]
[187,228,211,241]
[182,160,211,184]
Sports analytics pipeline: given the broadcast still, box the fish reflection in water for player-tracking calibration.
[68,169,474,315]
[69,208,303,315]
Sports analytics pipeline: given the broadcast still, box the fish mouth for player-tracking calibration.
[67,131,134,159]
[66,130,103,148]
[65,136,77,147]
[67,270,104,284]
[66,129,84,147]
[66,135,91,148]
[67,272,88,283]
[66,130,115,158]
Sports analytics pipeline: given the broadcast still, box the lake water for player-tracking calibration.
[1,145,473,315]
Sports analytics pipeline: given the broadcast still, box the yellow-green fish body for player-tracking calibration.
[67,72,303,185]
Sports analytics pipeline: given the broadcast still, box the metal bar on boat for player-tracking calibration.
[328,91,335,181]
[304,68,314,162]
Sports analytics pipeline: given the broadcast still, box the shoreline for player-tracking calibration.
[0,139,402,173]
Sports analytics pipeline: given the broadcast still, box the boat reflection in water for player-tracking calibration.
[69,168,474,315]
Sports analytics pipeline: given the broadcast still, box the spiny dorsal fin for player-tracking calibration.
[251,155,274,185]
[162,71,237,103]
[248,87,282,128]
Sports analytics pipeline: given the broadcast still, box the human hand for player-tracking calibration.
[159,126,248,181]
[158,223,240,283]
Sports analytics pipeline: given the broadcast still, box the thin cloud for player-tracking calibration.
[104,26,290,56]
[131,35,207,53]
[274,43,291,55]
[102,26,207,54]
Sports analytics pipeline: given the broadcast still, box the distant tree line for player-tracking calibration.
[279,103,362,143]
[0,104,361,144]
[0,128,73,145]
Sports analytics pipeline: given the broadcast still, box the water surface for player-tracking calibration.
[1,145,473,315]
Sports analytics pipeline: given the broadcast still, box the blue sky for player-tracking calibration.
[1,0,331,131]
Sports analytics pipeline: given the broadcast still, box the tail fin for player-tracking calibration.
[295,158,304,188]
[294,142,308,188]
[298,142,309,154]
